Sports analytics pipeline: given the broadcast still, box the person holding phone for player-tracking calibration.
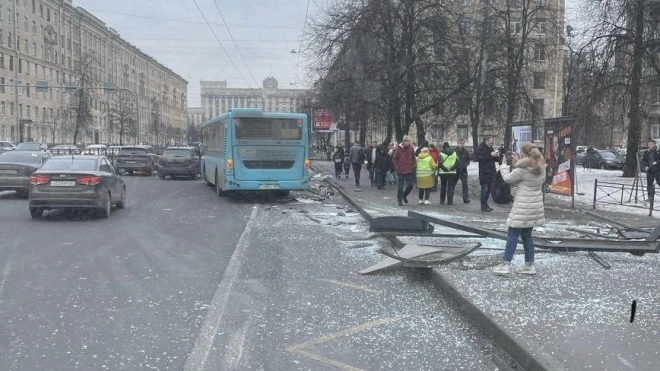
[493,143,546,276]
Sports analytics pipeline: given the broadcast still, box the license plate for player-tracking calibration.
[259,184,279,190]
[50,181,76,187]
[0,169,17,174]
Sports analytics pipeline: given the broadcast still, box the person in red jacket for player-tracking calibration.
[392,135,417,206]
[428,143,440,191]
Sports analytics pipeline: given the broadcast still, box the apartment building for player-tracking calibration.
[0,0,188,145]
[200,77,308,119]
[188,106,205,126]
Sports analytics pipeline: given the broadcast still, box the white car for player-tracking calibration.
[0,141,15,153]
[84,144,108,155]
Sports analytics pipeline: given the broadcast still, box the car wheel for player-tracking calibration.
[190,172,197,180]
[158,172,166,180]
[29,207,43,219]
[116,187,126,209]
[16,190,29,199]
[600,163,605,170]
[100,192,112,218]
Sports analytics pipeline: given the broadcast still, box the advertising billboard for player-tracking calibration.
[545,118,574,197]
[312,108,336,130]
[510,124,534,156]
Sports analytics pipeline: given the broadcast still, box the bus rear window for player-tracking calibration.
[235,118,302,140]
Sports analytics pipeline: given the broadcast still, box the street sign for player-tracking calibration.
[36,80,49,93]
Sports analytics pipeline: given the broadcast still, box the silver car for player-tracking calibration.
[0,151,51,198]
[28,155,126,219]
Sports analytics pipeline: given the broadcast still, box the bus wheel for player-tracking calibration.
[215,173,226,197]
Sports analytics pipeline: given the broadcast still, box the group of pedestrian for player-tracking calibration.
[331,136,548,276]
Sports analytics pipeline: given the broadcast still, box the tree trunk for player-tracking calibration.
[623,0,645,177]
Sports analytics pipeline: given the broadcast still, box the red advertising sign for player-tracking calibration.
[545,119,574,197]
[313,108,335,130]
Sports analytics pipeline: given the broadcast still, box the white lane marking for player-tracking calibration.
[319,279,380,293]
[183,204,259,371]
[0,227,25,309]
[223,318,250,370]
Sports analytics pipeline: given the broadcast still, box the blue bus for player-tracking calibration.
[200,108,310,195]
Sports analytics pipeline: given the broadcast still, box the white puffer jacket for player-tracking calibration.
[499,158,546,228]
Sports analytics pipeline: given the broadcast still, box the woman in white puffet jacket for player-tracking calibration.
[493,142,547,276]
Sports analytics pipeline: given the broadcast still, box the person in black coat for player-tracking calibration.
[374,143,391,189]
[332,146,345,178]
[454,139,471,203]
[477,137,500,212]
[642,139,660,204]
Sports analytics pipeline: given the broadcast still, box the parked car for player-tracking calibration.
[158,146,200,180]
[15,142,48,151]
[575,146,588,165]
[583,149,625,170]
[0,141,15,153]
[84,144,108,155]
[0,150,51,198]
[28,155,125,219]
[115,145,157,175]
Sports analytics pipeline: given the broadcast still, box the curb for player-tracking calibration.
[310,164,568,371]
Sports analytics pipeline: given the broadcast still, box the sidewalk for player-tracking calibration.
[312,160,660,371]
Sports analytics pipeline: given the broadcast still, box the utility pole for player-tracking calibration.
[13,0,20,142]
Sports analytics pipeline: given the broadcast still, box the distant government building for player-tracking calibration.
[0,0,188,145]
[196,77,308,122]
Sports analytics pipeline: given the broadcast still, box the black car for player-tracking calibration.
[0,150,51,198]
[115,145,157,175]
[28,155,125,219]
[158,146,200,180]
[15,142,48,151]
[583,150,625,170]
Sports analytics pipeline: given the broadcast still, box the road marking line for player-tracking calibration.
[319,279,380,293]
[295,349,365,371]
[183,204,259,371]
[0,227,25,309]
[223,318,250,370]
[285,316,401,352]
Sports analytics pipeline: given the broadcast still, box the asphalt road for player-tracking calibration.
[0,174,519,371]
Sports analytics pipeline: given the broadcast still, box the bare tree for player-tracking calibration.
[107,90,137,145]
[48,109,67,146]
[64,53,98,145]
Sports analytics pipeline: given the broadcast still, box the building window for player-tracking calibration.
[533,72,545,89]
[537,19,547,35]
[47,8,50,22]
[533,99,545,117]
[459,17,472,35]
[32,20,35,34]
[26,83,29,97]
[32,0,35,14]
[0,53,3,69]
[536,0,547,7]
[0,102,4,115]
[18,81,22,96]
[534,45,546,61]
[510,17,521,35]
[457,126,469,141]
[32,42,36,56]
[40,4,43,18]
[9,56,13,71]
[10,102,14,117]
[0,77,4,93]
[19,104,22,118]
[27,105,30,118]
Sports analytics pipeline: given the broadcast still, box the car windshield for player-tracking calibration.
[39,158,97,171]
[16,143,44,150]
[162,149,190,157]
[0,151,42,163]
[119,148,147,155]
[600,151,617,159]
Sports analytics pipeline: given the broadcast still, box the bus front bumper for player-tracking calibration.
[225,179,309,191]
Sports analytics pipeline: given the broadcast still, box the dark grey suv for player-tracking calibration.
[158,147,200,180]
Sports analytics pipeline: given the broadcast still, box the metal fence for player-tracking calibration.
[592,179,660,216]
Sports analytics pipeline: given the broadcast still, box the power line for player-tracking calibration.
[211,0,262,90]
[191,0,253,89]
[294,0,311,85]
[85,8,302,29]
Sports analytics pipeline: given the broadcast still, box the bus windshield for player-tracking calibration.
[235,118,302,140]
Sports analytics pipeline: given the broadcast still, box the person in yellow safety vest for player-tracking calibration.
[438,142,459,205]
[416,147,438,204]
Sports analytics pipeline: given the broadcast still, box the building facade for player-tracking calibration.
[0,0,188,145]
[187,107,205,126]
[200,77,308,119]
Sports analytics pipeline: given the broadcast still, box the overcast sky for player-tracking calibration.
[74,0,581,108]
[75,0,313,107]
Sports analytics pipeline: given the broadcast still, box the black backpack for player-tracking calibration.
[492,171,512,204]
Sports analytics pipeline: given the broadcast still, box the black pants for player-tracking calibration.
[369,165,376,185]
[334,162,343,177]
[376,169,387,188]
[344,165,350,176]
[647,172,660,200]
[481,181,493,208]
[440,175,458,204]
[457,171,469,202]
[397,173,415,201]
[419,188,431,200]
[352,163,362,185]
